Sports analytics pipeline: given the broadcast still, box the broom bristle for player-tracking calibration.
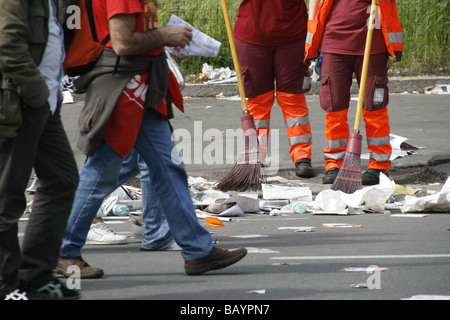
[217,127,264,192]
[216,162,264,192]
[331,151,363,194]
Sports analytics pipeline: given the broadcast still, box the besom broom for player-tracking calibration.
[331,0,378,194]
[216,0,264,192]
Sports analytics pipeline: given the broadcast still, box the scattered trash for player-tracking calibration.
[262,184,312,200]
[390,214,430,218]
[98,196,118,217]
[290,201,307,214]
[110,204,129,217]
[244,247,279,254]
[393,184,421,196]
[313,173,395,214]
[277,226,316,232]
[350,283,369,289]
[196,210,232,222]
[202,63,233,82]
[269,209,282,216]
[87,164,447,242]
[362,134,423,161]
[424,84,450,94]
[260,199,289,211]
[227,234,269,239]
[63,91,74,104]
[246,289,266,295]
[401,176,450,213]
[340,267,389,272]
[321,223,363,228]
[217,204,245,217]
[96,185,144,218]
[61,75,83,93]
[191,188,230,207]
[204,216,225,227]
[402,295,450,300]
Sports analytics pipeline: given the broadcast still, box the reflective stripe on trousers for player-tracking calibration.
[323,108,391,171]
[247,90,312,164]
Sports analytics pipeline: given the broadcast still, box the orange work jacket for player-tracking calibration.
[305,0,404,62]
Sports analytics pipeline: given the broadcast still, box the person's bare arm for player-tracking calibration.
[109,14,192,56]
[308,0,320,20]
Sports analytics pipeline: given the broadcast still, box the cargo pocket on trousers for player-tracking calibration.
[364,76,389,111]
[0,77,22,138]
[319,75,335,112]
[300,64,312,93]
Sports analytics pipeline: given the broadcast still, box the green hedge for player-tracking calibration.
[158,0,449,76]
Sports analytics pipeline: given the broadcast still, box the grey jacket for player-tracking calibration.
[74,48,172,156]
[0,0,73,137]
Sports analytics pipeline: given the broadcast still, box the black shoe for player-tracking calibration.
[184,246,247,275]
[36,279,81,300]
[322,167,339,184]
[2,281,53,300]
[362,169,388,186]
[295,159,314,178]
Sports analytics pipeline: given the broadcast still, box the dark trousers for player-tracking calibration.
[234,37,309,98]
[0,104,79,293]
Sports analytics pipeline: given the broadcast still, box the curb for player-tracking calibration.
[181,76,450,97]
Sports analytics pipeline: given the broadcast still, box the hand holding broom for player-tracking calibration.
[331,0,378,193]
[216,0,264,192]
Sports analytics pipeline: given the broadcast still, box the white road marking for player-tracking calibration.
[271,254,450,260]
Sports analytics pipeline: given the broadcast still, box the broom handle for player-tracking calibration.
[354,0,378,131]
[220,0,248,113]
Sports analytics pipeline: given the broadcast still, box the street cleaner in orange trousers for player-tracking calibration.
[306,0,403,185]
[233,0,314,178]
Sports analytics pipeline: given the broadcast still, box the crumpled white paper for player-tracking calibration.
[312,173,396,214]
[401,176,450,213]
[262,184,312,200]
[202,63,232,81]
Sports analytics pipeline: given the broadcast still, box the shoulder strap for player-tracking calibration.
[85,0,110,45]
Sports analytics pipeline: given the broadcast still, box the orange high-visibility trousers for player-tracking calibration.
[323,108,391,172]
[247,90,312,164]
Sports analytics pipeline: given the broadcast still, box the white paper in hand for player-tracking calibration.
[166,15,221,57]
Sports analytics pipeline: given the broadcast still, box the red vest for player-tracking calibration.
[305,0,403,62]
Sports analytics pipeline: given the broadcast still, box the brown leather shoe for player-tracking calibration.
[55,257,104,279]
[184,246,247,275]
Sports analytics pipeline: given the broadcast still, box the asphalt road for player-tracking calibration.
[45,211,449,302]
[19,93,450,304]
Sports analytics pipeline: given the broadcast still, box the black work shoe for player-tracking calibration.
[36,279,81,300]
[322,167,339,184]
[2,281,53,300]
[184,246,247,275]
[295,159,315,178]
[362,169,388,185]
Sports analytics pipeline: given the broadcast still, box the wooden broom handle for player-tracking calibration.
[220,0,248,113]
[354,0,378,130]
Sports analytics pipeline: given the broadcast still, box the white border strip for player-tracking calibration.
[271,254,450,260]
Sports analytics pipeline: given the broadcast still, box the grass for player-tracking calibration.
[157,0,449,77]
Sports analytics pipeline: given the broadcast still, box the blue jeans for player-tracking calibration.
[137,154,174,250]
[60,108,213,261]
[107,150,175,251]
